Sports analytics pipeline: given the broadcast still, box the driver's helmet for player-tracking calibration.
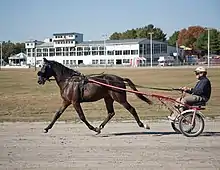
[194,66,207,73]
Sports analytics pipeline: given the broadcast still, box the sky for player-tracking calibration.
[0,0,219,42]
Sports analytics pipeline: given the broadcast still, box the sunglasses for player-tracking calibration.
[195,72,201,75]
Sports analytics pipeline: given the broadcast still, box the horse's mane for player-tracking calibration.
[48,60,105,79]
[50,60,81,77]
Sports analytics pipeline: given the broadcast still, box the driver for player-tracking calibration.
[168,66,212,121]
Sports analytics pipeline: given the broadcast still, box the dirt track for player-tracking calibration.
[0,120,220,170]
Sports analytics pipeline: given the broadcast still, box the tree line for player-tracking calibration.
[1,24,220,63]
[168,26,220,54]
[1,41,25,62]
[110,24,220,55]
[110,24,167,42]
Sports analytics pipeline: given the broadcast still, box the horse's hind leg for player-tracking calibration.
[96,97,115,134]
[121,101,150,129]
[73,102,100,133]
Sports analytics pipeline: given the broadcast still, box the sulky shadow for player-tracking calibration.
[99,131,179,137]
[201,132,220,137]
[98,131,220,137]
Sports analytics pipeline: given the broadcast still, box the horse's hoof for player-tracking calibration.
[44,129,48,133]
[144,124,150,130]
[95,127,101,135]
[96,131,101,135]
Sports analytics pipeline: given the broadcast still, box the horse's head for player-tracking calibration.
[37,58,55,85]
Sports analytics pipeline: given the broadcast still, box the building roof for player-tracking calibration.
[77,38,147,46]
[36,42,54,47]
[25,40,44,45]
[8,52,27,60]
[27,38,167,48]
[77,38,167,46]
[53,32,82,36]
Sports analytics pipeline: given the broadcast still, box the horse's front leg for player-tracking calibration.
[73,102,100,133]
[44,100,70,133]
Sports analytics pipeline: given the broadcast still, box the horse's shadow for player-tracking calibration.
[98,131,220,137]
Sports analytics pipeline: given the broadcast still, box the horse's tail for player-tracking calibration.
[123,78,153,105]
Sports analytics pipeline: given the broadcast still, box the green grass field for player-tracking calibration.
[0,67,219,122]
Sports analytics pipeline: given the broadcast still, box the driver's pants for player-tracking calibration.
[177,94,204,106]
[170,95,205,118]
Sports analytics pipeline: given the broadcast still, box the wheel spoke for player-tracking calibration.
[179,111,205,137]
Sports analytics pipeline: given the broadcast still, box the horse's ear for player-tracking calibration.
[43,58,48,63]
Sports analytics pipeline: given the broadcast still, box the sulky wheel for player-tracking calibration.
[179,111,205,137]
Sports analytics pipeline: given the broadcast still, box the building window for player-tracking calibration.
[108,59,114,64]
[123,59,130,63]
[100,59,106,64]
[77,52,83,56]
[43,53,48,56]
[99,46,104,50]
[123,50,130,55]
[63,60,65,65]
[37,53,42,57]
[116,59,122,64]
[161,44,167,53]
[146,44,150,54]
[84,51,90,56]
[49,53,54,57]
[84,47,90,51]
[115,50,122,55]
[63,47,69,52]
[66,60,69,65]
[92,51,98,55]
[70,47,75,51]
[131,50,138,55]
[99,51,104,55]
[70,52,76,56]
[153,44,160,54]
[43,48,48,52]
[107,51,114,55]
[49,48,55,52]
[92,47,98,51]
[56,52,62,56]
[77,47,83,51]
[49,48,55,57]
[56,47,61,51]
[139,44,145,55]
[92,59,98,64]
[37,49,41,53]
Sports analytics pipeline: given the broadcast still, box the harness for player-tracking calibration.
[60,73,104,102]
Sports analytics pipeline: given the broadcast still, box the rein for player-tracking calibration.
[47,75,180,92]
[46,72,193,93]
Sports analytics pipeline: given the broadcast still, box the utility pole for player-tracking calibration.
[0,42,2,70]
[176,41,178,65]
[34,40,37,71]
[207,28,210,68]
[148,32,154,67]
[102,34,107,68]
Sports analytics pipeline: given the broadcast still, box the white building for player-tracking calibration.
[25,32,180,67]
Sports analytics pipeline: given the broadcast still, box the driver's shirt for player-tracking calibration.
[191,76,211,102]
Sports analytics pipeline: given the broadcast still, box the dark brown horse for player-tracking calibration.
[37,58,153,134]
